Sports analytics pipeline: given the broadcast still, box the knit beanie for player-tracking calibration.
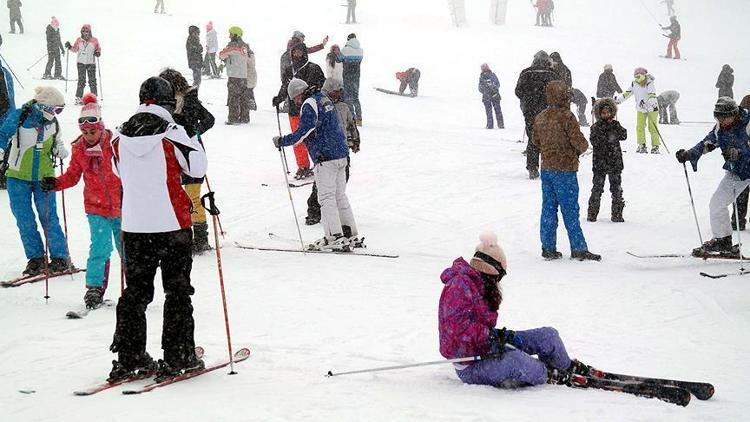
[603,64,613,72]
[287,78,309,99]
[714,97,739,119]
[469,232,508,275]
[51,16,60,29]
[34,86,65,107]
[79,93,104,129]
[293,30,305,39]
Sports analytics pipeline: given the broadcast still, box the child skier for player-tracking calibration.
[41,94,120,309]
[616,67,660,154]
[587,98,628,223]
[65,24,101,105]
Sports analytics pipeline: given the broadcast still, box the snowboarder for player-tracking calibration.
[273,42,325,180]
[660,16,681,60]
[571,88,589,127]
[0,54,16,190]
[273,78,358,251]
[675,97,750,257]
[341,34,363,125]
[439,232,589,387]
[715,64,734,99]
[478,63,504,129]
[325,45,343,80]
[533,80,600,261]
[549,52,572,88]
[40,94,120,309]
[43,17,65,80]
[657,90,680,125]
[0,87,72,276]
[396,67,420,97]
[596,64,622,99]
[108,76,207,383]
[185,25,203,88]
[515,50,557,179]
[219,26,250,125]
[158,68,215,254]
[204,22,219,78]
[616,67,660,154]
[154,0,165,14]
[346,0,357,24]
[587,98,627,223]
[7,0,22,34]
[65,24,101,105]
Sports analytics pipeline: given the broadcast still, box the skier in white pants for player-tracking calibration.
[675,97,750,257]
[273,78,358,251]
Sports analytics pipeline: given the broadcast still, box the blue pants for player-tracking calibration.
[456,327,571,387]
[86,214,122,289]
[483,98,504,128]
[540,170,588,253]
[7,177,68,259]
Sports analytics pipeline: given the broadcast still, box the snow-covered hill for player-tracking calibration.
[1,0,749,420]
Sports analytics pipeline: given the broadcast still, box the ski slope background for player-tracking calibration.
[1,0,749,420]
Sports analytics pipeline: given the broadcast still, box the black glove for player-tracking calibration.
[0,160,8,176]
[64,41,71,49]
[490,327,516,348]
[675,149,692,163]
[724,147,740,162]
[94,51,100,57]
[40,177,57,192]
[272,96,282,107]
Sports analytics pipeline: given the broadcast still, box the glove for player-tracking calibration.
[40,177,57,192]
[724,147,740,162]
[272,136,282,149]
[639,99,646,109]
[675,149,692,163]
[53,145,69,160]
[94,51,100,57]
[272,96,282,107]
[64,41,71,49]
[490,327,519,349]
[0,160,8,176]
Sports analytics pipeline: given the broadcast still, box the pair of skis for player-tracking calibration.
[627,251,750,278]
[1,268,86,288]
[234,242,398,259]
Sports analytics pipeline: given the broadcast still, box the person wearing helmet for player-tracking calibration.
[65,24,102,105]
[675,97,750,257]
[219,26,251,124]
[107,77,207,384]
[615,67,660,154]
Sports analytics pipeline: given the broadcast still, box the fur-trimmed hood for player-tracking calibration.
[594,98,618,120]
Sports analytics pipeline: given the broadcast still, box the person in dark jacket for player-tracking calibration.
[478,63,504,129]
[571,88,589,127]
[661,16,681,59]
[186,26,203,88]
[158,68,215,253]
[515,50,557,179]
[43,17,65,80]
[732,96,750,231]
[8,0,22,34]
[549,52,572,88]
[596,64,622,98]
[341,33,363,126]
[716,65,734,99]
[587,98,627,222]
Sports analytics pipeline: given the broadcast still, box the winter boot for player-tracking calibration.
[301,168,315,179]
[308,234,350,252]
[41,73,53,80]
[192,223,211,254]
[305,215,320,225]
[342,225,365,248]
[528,168,539,180]
[84,287,105,309]
[294,168,306,180]
[542,249,563,260]
[155,349,205,383]
[611,202,625,223]
[587,204,599,222]
[107,352,157,383]
[49,256,73,273]
[636,144,647,154]
[571,250,602,261]
[23,257,46,276]
[692,236,734,257]
[569,359,593,376]
[650,145,660,154]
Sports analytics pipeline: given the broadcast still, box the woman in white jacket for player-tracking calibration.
[616,67,660,154]
[204,22,219,78]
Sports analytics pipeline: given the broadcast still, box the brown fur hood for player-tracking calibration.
[545,80,570,107]
[594,98,618,120]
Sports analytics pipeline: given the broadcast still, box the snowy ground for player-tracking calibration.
[1,0,749,420]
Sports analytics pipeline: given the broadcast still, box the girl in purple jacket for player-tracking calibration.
[438,232,588,387]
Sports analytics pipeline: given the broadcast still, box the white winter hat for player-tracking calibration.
[470,231,508,276]
[322,78,343,93]
[34,86,65,107]
[604,64,613,71]
[287,78,309,99]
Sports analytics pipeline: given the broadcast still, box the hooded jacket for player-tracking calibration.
[172,87,214,185]
[278,91,348,164]
[0,102,64,181]
[590,99,627,174]
[617,74,658,113]
[532,80,589,172]
[70,25,101,65]
[716,65,734,99]
[277,44,326,116]
[219,37,249,79]
[596,69,622,98]
[341,38,363,93]
[515,56,557,120]
[686,109,750,180]
[186,26,203,70]
[206,28,218,54]
[478,70,500,101]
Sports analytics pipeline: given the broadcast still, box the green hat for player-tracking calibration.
[228,26,243,37]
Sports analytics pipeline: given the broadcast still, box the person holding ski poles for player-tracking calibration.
[660,16,681,60]
[43,17,65,80]
[675,97,750,257]
[0,54,16,190]
[616,67,660,154]
[65,24,101,105]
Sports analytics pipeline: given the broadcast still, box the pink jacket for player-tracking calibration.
[438,258,497,359]
[71,25,101,65]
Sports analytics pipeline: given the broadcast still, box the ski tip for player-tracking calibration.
[234,348,251,360]
[195,346,205,358]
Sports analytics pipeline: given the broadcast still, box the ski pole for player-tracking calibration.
[682,162,704,245]
[326,354,496,377]
[203,175,225,238]
[651,119,670,154]
[730,165,745,270]
[96,57,103,100]
[0,52,24,90]
[58,159,69,243]
[64,51,69,93]
[275,105,290,174]
[200,191,237,375]
[274,122,306,251]
[26,53,48,71]
[43,191,51,302]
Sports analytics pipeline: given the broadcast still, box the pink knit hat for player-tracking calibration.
[51,16,60,29]
[206,21,214,31]
[79,93,104,130]
[470,232,508,276]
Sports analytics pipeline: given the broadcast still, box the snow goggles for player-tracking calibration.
[473,251,507,277]
[78,116,101,124]
[40,104,64,115]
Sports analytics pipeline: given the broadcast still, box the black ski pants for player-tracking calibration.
[731,186,749,229]
[44,51,63,78]
[524,117,540,171]
[588,171,624,210]
[76,63,97,99]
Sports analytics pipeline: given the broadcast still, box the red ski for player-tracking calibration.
[1,268,86,288]
[122,347,251,395]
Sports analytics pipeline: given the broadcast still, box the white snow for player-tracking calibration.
[1,0,749,420]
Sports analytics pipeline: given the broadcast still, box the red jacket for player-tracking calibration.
[55,130,121,218]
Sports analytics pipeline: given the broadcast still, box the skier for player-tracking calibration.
[306,77,360,227]
[65,24,101,105]
[396,67,420,97]
[616,67,660,154]
[346,0,357,24]
[154,0,165,14]
[7,0,22,34]
[587,98,628,223]
[158,68,215,254]
[40,94,120,309]
[0,87,72,276]
[439,232,590,387]
[657,90,680,125]
[732,96,750,231]
[218,26,250,125]
[108,76,207,383]
[325,45,343,80]
[533,80,600,261]
[273,78,358,251]
[660,16,681,60]
[204,22,219,78]
[341,33,363,125]
[185,25,203,88]
[596,64,622,99]
[272,42,325,180]
[43,17,65,80]
[571,88,589,127]
[534,0,550,26]
[0,53,16,190]
[675,97,750,257]
[280,30,328,81]
[549,52,572,88]
[662,0,675,16]
[715,64,734,99]
[515,50,557,179]
[478,63,504,129]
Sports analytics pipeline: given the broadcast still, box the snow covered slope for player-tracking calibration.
[1,0,749,420]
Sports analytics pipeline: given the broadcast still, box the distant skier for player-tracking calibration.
[549,52,572,88]
[660,16,681,60]
[219,26,250,125]
[615,67,660,154]
[325,45,343,80]
[154,0,165,14]
[532,80,600,261]
[675,97,750,257]
[396,68,420,97]
[596,64,622,99]
[65,24,101,105]
[0,53,16,190]
[715,64,734,99]
[478,63,504,129]
[341,34,363,125]
[204,22,219,78]
[346,0,357,24]
[439,232,591,387]
[7,0,22,34]
[662,0,675,16]
[273,78,358,251]
[43,17,65,80]
[186,25,203,88]
[571,88,589,127]
[657,90,680,125]
[587,98,627,223]
[534,0,552,26]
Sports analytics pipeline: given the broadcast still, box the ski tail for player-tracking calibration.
[588,368,714,400]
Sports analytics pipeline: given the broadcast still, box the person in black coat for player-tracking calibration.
[716,64,734,99]
[550,52,572,87]
[587,98,627,222]
[43,17,65,80]
[571,88,589,127]
[478,63,504,129]
[515,50,557,179]
[186,26,203,88]
[596,64,622,98]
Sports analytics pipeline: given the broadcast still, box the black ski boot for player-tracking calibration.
[587,204,599,222]
[571,250,602,261]
[542,249,563,260]
[84,287,105,309]
[611,202,625,223]
[692,235,734,257]
[107,352,157,383]
[192,223,212,254]
[305,215,320,225]
[49,256,73,273]
[23,257,46,276]
[155,350,205,383]
[528,168,539,180]
[547,367,573,385]
[569,359,593,376]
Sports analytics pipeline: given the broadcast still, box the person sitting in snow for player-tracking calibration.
[616,67,660,154]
